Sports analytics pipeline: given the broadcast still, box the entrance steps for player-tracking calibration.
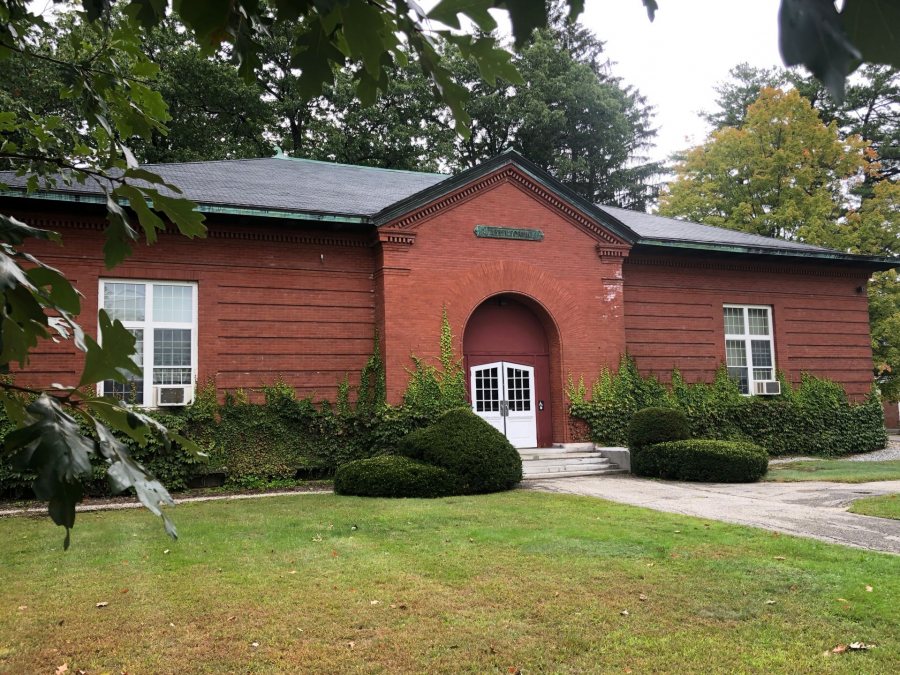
[519,443,629,480]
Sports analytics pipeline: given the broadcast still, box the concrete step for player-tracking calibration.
[522,468,628,480]
[551,442,596,452]
[522,458,612,470]
[518,451,604,461]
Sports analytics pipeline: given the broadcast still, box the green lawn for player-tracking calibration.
[849,493,900,520]
[1,492,897,673]
[765,459,900,483]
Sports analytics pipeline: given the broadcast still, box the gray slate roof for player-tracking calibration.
[0,154,889,263]
[599,205,834,253]
[1,156,448,218]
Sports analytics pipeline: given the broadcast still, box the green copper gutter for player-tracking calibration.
[0,189,369,225]
[637,238,899,270]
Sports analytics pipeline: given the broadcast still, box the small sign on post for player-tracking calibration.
[474,225,544,241]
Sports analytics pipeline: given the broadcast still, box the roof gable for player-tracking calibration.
[374,151,636,252]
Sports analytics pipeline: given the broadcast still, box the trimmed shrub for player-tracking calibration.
[397,408,523,493]
[334,455,459,498]
[627,407,691,477]
[639,439,769,482]
[569,357,887,457]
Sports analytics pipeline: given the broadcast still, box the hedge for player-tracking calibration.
[569,356,887,457]
[637,439,769,483]
[1,317,469,499]
[397,407,522,494]
[334,455,460,498]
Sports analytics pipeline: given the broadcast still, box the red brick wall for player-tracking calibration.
[13,208,376,402]
[623,251,876,398]
[376,173,630,442]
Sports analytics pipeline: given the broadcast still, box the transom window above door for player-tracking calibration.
[723,305,775,395]
[98,280,197,406]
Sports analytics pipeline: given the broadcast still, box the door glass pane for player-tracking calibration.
[153,284,193,323]
[104,283,145,322]
[506,366,531,412]
[475,366,500,412]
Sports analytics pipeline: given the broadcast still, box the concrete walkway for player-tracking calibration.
[528,475,900,554]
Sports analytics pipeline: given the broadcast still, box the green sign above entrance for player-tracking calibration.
[474,225,544,241]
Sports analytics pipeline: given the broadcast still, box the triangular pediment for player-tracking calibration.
[374,152,636,253]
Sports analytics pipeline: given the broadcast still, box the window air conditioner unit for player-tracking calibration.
[753,380,781,396]
[155,385,193,407]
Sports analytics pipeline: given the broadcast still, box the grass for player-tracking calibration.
[765,459,900,483]
[849,494,900,520]
[1,492,897,674]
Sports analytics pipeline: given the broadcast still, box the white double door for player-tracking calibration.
[470,361,538,448]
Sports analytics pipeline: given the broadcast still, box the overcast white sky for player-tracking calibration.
[578,0,785,163]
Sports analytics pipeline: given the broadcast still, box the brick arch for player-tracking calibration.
[451,260,581,443]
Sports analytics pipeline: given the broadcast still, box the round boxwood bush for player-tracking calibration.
[397,407,522,493]
[627,407,691,476]
[640,439,769,483]
[334,455,460,498]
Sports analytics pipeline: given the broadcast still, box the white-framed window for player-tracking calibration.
[98,280,198,406]
[723,304,775,395]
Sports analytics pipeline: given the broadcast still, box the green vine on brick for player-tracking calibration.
[358,330,386,412]
[569,355,888,457]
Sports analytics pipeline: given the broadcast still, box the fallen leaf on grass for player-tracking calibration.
[836,598,848,603]
[370,600,380,605]
[120,588,128,594]
[251,642,259,649]
[347,641,355,649]
[331,550,338,558]
[765,600,776,605]
[832,644,848,654]
[288,570,297,575]
[54,664,68,674]
[620,610,629,616]
[865,585,873,592]
[17,606,27,611]
[163,549,170,555]
[95,602,109,609]
[849,642,875,650]
[639,594,648,602]
[774,556,786,560]
[312,534,323,542]
[507,668,521,675]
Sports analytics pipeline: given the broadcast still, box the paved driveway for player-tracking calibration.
[528,475,900,554]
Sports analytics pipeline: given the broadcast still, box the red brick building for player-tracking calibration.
[2,152,895,447]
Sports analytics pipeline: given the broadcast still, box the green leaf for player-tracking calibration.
[103,195,139,268]
[95,421,178,539]
[778,0,860,102]
[429,0,498,33]
[140,189,206,239]
[842,0,900,68]
[292,21,348,99]
[5,395,96,548]
[25,266,82,314]
[124,0,168,29]
[79,310,141,387]
[340,1,387,77]
[0,214,58,246]
[113,184,165,245]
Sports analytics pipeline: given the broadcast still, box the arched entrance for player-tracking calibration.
[463,294,554,448]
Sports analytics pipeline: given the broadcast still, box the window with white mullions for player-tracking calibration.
[99,280,198,407]
[724,305,775,395]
